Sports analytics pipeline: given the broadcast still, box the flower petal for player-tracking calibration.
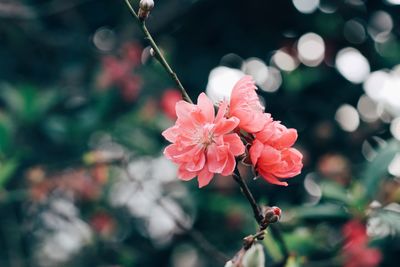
[175,100,194,122]
[276,128,298,149]
[258,169,288,186]
[223,133,245,156]
[249,140,264,166]
[215,100,228,123]
[214,117,239,135]
[162,126,179,143]
[207,144,228,173]
[230,76,258,108]
[178,165,197,181]
[197,167,214,188]
[185,149,206,172]
[197,93,215,123]
[221,152,236,176]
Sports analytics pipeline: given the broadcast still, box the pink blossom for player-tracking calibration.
[342,220,382,267]
[229,75,267,133]
[162,93,245,188]
[120,75,141,102]
[96,42,143,101]
[122,42,142,67]
[249,118,303,186]
[103,56,131,84]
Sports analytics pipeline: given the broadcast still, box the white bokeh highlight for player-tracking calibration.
[335,48,370,83]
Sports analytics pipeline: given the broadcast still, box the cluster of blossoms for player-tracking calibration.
[162,76,303,187]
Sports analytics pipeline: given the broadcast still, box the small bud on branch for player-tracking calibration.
[149,47,155,57]
[138,0,154,21]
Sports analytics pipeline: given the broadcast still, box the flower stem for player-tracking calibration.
[123,0,193,104]
[232,165,263,224]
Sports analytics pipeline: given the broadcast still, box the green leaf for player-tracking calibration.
[320,181,351,204]
[0,160,18,188]
[262,231,284,262]
[0,112,14,153]
[291,203,349,220]
[361,139,400,198]
[284,256,303,267]
[283,228,316,255]
[0,84,59,124]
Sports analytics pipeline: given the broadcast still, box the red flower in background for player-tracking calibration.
[97,42,143,102]
[341,220,382,267]
[161,89,182,119]
[122,42,142,66]
[90,212,116,238]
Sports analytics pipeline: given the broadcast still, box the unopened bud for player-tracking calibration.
[260,206,281,228]
[138,0,154,20]
[271,206,282,217]
[149,47,155,57]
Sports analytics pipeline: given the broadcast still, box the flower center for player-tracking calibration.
[197,123,215,146]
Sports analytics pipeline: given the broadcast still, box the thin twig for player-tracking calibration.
[123,0,193,103]
[232,165,263,224]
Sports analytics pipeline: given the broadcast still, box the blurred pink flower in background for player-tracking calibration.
[161,89,182,120]
[250,119,303,186]
[341,220,382,267]
[163,93,245,188]
[96,42,143,102]
[122,42,142,66]
[90,212,116,238]
[120,75,142,101]
[98,56,131,89]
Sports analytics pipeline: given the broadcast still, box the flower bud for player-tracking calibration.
[271,206,281,217]
[260,206,281,228]
[149,47,155,57]
[138,0,154,20]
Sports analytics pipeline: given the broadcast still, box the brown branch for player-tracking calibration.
[232,165,263,224]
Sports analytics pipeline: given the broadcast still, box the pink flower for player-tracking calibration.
[342,220,382,267]
[229,75,267,133]
[249,118,303,186]
[162,93,245,188]
[120,75,141,102]
[161,89,182,120]
[100,56,131,86]
[122,42,142,67]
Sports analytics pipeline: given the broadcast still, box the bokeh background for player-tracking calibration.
[1,0,400,266]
